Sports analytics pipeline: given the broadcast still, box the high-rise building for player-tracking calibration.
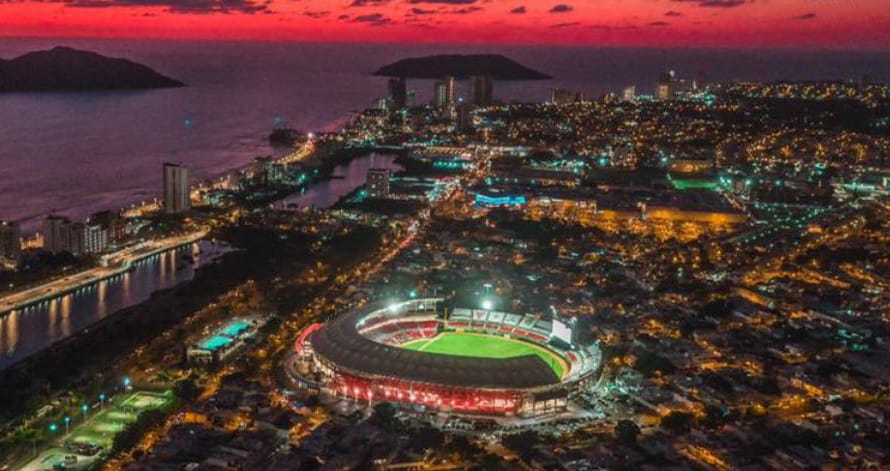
[42,216,108,255]
[43,215,72,254]
[656,70,675,101]
[622,85,636,102]
[456,103,474,134]
[0,220,21,268]
[366,168,391,198]
[163,163,191,214]
[550,88,583,105]
[434,76,456,110]
[468,75,493,107]
[78,223,108,254]
[90,210,124,242]
[387,77,407,110]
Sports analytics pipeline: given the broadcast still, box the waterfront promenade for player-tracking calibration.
[0,230,207,315]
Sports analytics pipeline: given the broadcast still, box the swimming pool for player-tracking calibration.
[222,320,250,337]
[200,335,233,351]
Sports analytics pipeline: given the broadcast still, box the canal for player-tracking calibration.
[279,152,403,209]
[0,152,404,370]
[0,241,228,370]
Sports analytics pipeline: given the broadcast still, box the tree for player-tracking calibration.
[112,409,166,453]
[174,378,201,402]
[660,411,693,434]
[502,430,539,460]
[368,402,398,431]
[407,425,444,453]
[446,435,482,460]
[634,351,676,377]
[615,419,641,444]
[475,453,502,471]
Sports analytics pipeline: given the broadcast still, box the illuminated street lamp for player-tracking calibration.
[122,376,132,389]
[99,393,107,410]
[64,416,71,435]
[49,423,58,434]
[81,404,89,419]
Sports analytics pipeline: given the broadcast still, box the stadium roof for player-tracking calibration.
[311,306,562,390]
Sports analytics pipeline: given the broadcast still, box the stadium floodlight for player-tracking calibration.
[481,299,493,310]
[388,303,400,313]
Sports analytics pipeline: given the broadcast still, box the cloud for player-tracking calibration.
[549,3,572,13]
[61,0,270,14]
[664,10,682,17]
[407,0,477,4]
[671,0,748,8]
[451,5,482,13]
[348,0,389,7]
[793,12,816,20]
[303,10,329,18]
[410,7,435,14]
[550,21,580,28]
[509,5,525,14]
[648,21,670,26]
[350,12,392,25]
[589,23,637,30]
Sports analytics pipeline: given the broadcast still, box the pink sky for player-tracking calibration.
[1,0,889,49]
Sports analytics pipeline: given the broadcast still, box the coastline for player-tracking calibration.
[0,140,399,369]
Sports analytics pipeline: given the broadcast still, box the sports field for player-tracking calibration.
[68,390,174,448]
[402,332,567,378]
[20,390,174,471]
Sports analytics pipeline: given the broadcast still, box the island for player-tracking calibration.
[373,54,551,80]
[0,46,184,92]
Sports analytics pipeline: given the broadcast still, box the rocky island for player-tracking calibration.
[0,46,184,92]
[373,54,551,80]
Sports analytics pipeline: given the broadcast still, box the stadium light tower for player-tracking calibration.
[481,299,493,311]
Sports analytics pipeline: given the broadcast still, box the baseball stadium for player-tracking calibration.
[289,298,601,417]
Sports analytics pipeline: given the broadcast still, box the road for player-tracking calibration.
[0,231,207,315]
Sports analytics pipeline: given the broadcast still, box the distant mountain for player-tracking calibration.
[0,46,184,92]
[374,54,551,80]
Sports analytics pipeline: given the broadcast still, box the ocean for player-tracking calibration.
[1,39,889,231]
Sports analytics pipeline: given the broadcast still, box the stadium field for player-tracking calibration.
[402,332,567,378]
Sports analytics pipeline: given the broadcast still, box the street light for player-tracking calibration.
[64,416,71,435]
[122,376,131,388]
[49,423,58,433]
[81,404,89,419]
[99,393,106,410]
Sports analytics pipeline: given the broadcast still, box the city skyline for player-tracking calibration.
[2,0,889,49]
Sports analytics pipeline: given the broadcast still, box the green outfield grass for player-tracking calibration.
[402,332,567,378]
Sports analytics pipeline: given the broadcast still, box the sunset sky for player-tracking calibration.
[2,0,889,48]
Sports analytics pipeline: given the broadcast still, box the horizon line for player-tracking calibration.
[2,35,890,54]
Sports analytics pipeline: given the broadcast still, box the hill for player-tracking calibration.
[0,46,184,92]
[374,54,551,80]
